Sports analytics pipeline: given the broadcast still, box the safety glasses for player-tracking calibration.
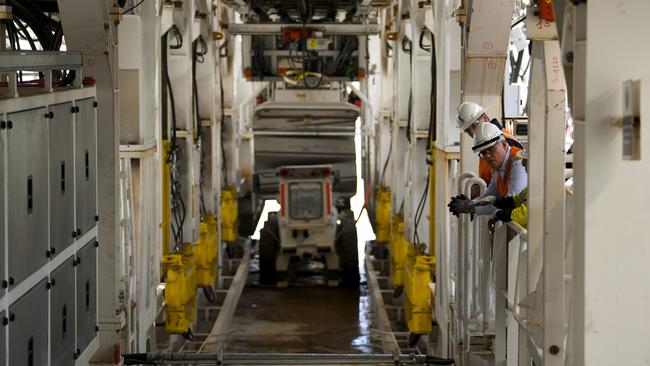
[478,144,498,159]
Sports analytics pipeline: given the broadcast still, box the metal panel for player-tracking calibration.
[0,50,82,71]
[76,240,97,353]
[7,107,48,286]
[228,23,380,35]
[75,98,97,236]
[49,103,75,256]
[9,278,48,366]
[0,310,5,366]
[0,117,5,297]
[51,256,75,366]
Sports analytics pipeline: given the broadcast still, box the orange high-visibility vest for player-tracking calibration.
[496,146,522,197]
[479,128,523,183]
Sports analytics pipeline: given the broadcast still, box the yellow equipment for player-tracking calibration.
[374,186,391,243]
[389,214,408,288]
[221,186,238,242]
[196,214,219,287]
[403,250,435,335]
[163,243,197,334]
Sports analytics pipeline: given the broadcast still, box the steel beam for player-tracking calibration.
[228,23,380,35]
[0,50,82,71]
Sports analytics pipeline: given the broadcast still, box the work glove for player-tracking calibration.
[448,194,475,216]
[472,195,496,207]
[493,196,516,209]
[488,209,513,234]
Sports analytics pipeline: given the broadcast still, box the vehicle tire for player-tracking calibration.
[336,212,360,287]
[258,215,280,285]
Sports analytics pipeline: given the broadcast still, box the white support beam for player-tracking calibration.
[541,40,566,366]
[460,0,515,177]
[573,2,650,365]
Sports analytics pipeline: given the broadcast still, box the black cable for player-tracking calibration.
[426,34,437,155]
[418,28,431,52]
[414,37,437,247]
[50,24,63,50]
[219,38,229,58]
[413,170,430,246]
[123,0,145,14]
[162,27,187,246]
[405,38,413,143]
[6,0,58,48]
[13,19,36,50]
[5,20,17,51]
[162,31,179,244]
[193,37,208,217]
[511,15,527,28]
[379,127,393,186]
[218,60,229,186]
[192,37,205,142]
[161,29,178,143]
[401,37,412,54]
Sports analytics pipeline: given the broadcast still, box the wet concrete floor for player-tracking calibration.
[222,276,372,354]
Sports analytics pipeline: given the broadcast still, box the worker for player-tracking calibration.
[456,101,523,184]
[448,123,527,216]
[469,150,529,232]
[486,149,528,230]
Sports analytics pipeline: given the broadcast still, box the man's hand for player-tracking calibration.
[473,195,496,207]
[448,194,475,216]
[488,209,513,234]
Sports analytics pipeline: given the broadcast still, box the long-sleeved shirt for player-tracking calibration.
[475,145,528,215]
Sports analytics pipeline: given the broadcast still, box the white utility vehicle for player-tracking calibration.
[258,165,358,287]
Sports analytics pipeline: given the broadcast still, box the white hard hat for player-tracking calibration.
[472,123,504,153]
[457,102,488,131]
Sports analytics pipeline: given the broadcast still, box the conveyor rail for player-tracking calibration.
[123,351,455,365]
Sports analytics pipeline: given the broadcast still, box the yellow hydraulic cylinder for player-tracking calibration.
[374,187,391,243]
[162,140,171,255]
[389,215,408,288]
[220,187,238,242]
[163,243,197,334]
[196,214,218,287]
[404,253,436,335]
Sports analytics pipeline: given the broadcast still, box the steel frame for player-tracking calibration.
[227,23,380,36]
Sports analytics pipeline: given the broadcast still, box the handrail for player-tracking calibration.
[506,221,528,241]
[457,174,488,352]
[457,172,476,196]
[463,177,487,198]
[454,172,475,346]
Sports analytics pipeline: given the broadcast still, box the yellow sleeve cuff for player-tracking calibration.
[511,204,528,228]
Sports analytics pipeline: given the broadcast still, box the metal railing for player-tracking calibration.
[493,221,543,366]
[454,173,574,366]
[456,173,493,364]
